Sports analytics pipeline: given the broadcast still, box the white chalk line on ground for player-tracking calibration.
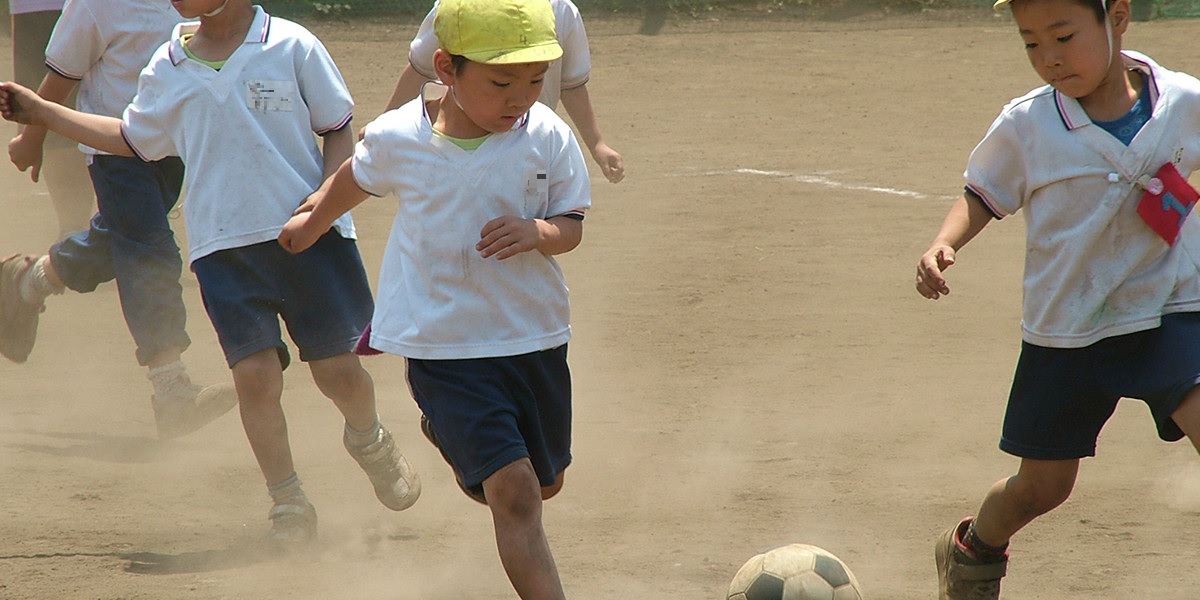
[683,168,956,201]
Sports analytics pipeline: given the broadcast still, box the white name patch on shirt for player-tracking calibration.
[246,80,294,112]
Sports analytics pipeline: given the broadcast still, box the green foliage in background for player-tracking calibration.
[253,0,1197,19]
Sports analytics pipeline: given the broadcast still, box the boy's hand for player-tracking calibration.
[478,215,540,260]
[278,211,323,254]
[8,133,44,182]
[591,142,624,183]
[916,244,956,300]
[0,82,43,126]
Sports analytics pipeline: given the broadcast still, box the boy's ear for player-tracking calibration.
[1109,0,1131,33]
[432,49,456,86]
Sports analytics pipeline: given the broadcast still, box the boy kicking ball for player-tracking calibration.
[916,0,1200,597]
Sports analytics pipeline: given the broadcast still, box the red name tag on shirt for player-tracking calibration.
[1137,162,1199,246]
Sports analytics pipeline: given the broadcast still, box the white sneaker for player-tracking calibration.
[151,377,238,440]
[344,426,420,511]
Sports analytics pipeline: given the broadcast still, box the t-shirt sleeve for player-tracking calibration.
[557,3,591,90]
[350,118,396,198]
[963,111,1026,218]
[299,37,354,134]
[43,0,104,80]
[548,126,591,218]
[407,3,440,80]
[120,58,175,161]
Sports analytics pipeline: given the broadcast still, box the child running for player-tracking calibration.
[915,0,1200,597]
[279,0,589,595]
[384,0,624,184]
[0,0,420,545]
[0,0,235,440]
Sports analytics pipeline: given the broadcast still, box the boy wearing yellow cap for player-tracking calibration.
[279,0,589,595]
[915,0,1200,597]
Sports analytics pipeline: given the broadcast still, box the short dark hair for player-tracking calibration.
[450,53,468,74]
[1074,0,1108,22]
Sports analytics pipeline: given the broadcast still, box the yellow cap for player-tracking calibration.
[993,0,1107,9]
[435,0,563,65]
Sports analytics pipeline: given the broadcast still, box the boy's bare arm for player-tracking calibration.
[320,124,355,180]
[383,63,430,112]
[560,84,624,183]
[9,71,80,180]
[477,214,583,260]
[916,191,994,300]
[278,157,370,254]
[0,81,132,157]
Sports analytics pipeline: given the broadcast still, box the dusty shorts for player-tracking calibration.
[191,232,373,369]
[406,344,572,492]
[1001,312,1200,460]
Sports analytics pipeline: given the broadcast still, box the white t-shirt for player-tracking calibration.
[353,86,591,360]
[407,0,591,109]
[9,0,64,14]
[966,51,1200,348]
[122,7,356,263]
[45,0,184,155]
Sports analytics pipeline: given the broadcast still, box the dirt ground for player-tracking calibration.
[3,8,1200,600]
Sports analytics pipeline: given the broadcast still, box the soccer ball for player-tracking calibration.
[727,543,864,600]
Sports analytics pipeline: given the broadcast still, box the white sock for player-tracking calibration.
[18,255,63,304]
[267,472,308,505]
[344,417,382,448]
[147,360,189,398]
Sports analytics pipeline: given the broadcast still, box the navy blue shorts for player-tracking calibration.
[1001,312,1200,460]
[191,232,373,369]
[406,345,572,492]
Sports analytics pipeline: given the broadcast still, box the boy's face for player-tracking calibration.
[169,0,229,18]
[1011,0,1118,98]
[438,55,549,135]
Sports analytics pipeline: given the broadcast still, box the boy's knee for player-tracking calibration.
[485,460,544,520]
[1010,469,1075,517]
[309,353,370,399]
[231,349,284,401]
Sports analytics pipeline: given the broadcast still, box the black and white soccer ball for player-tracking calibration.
[727,543,864,600]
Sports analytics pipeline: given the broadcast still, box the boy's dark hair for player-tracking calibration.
[450,53,468,74]
[1073,0,1108,22]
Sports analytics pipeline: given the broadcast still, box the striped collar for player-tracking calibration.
[1054,51,1160,130]
[168,5,272,66]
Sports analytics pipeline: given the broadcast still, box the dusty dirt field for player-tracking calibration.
[3,8,1200,600]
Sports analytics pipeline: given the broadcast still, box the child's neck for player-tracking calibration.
[1079,65,1144,122]
[188,3,256,63]
[431,88,490,139]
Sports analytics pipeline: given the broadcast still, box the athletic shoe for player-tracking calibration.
[0,254,44,363]
[936,517,1007,600]
[344,426,421,511]
[152,378,239,440]
[420,414,488,505]
[267,499,317,546]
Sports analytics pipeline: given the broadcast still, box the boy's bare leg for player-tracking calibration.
[313,352,420,511]
[308,352,376,431]
[232,348,294,485]
[42,146,94,237]
[971,458,1079,549]
[484,459,566,600]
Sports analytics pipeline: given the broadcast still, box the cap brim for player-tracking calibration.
[992,0,1012,8]
[464,42,563,65]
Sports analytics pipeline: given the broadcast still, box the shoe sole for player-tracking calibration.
[0,254,43,364]
[420,414,488,505]
[156,383,239,440]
